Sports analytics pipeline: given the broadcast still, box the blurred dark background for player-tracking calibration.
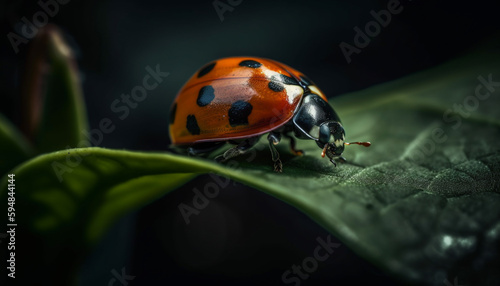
[2,0,500,285]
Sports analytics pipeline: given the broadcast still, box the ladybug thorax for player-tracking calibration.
[292,94,342,138]
[291,93,346,157]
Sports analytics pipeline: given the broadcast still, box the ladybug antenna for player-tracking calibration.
[345,141,371,147]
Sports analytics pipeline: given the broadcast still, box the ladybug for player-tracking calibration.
[169,57,370,172]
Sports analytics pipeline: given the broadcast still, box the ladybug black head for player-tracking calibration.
[317,121,345,162]
[292,93,370,166]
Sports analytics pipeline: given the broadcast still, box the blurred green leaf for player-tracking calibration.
[20,25,89,154]
[0,114,33,176]
[2,50,500,285]
[0,148,198,285]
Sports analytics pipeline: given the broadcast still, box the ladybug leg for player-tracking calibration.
[215,137,259,163]
[284,133,304,156]
[329,156,346,166]
[267,132,283,173]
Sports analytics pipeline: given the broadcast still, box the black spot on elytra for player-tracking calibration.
[268,81,285,92]
[197,62,216,78]
[186,115,200,135]
[239,60,262,68]
[197,85,215,106]
[280,74,300,85]
[169,103,177,124]
[300,74,313,86]
[228,101,253,127]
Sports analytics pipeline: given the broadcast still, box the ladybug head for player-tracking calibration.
[317,121,371,165]
[291,93,370,165]
[317,121,345,162]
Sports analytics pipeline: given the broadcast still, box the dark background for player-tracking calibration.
[2,0,500,285]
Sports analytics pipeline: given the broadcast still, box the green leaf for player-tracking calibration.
[0,113,33,176]
[20,25,89,154]
[0,148,199,285]
[2,50,500,285]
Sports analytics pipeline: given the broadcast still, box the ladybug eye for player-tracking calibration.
[318,124,331,144]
